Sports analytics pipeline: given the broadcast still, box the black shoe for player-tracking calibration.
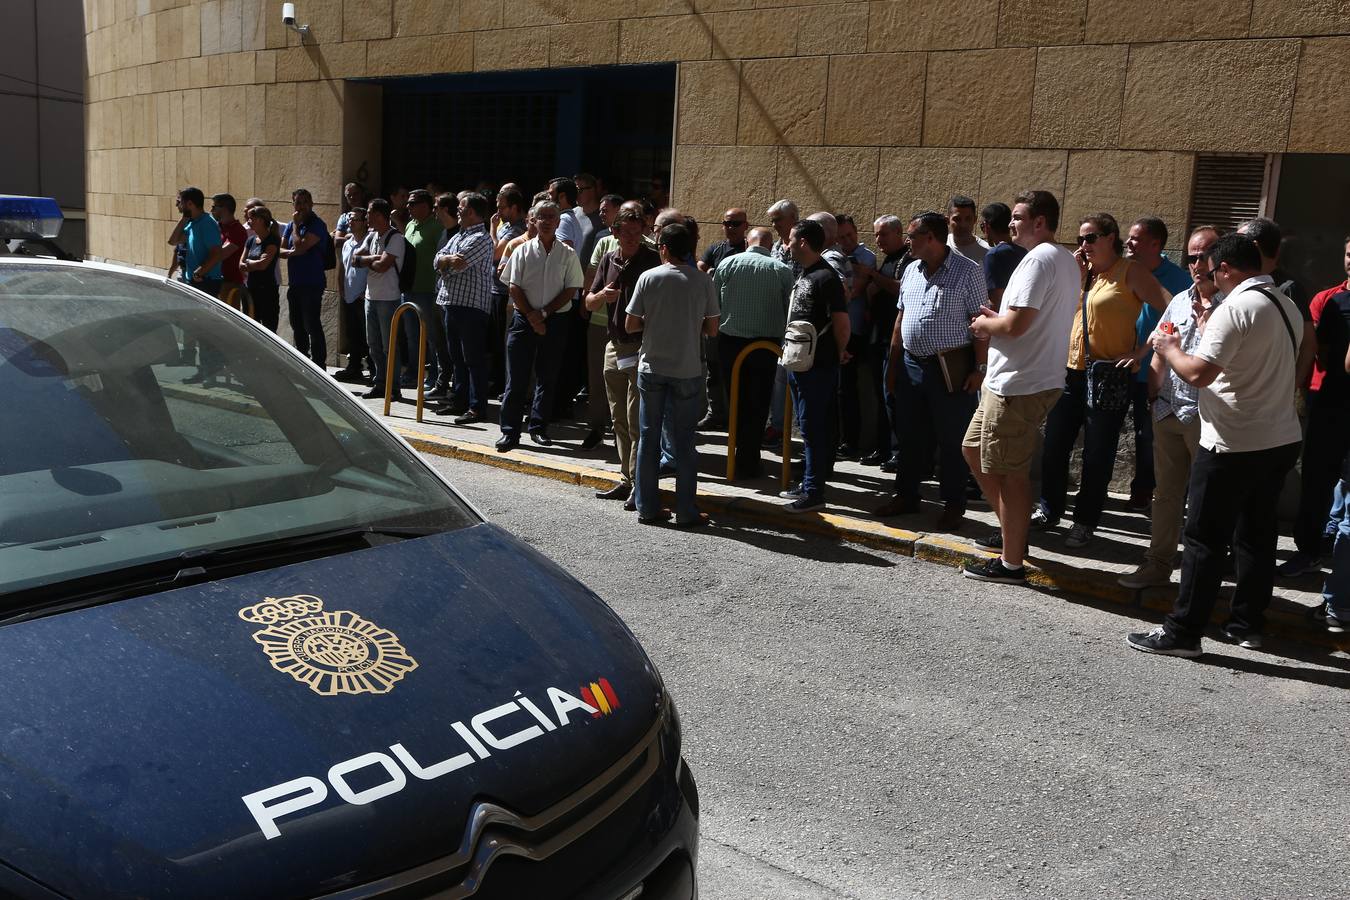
[623,496,637,512]
[581,428,603,450]
[974,529,1003,550]
[1220,624,1263,650]
[836,443,859,460]
[879,453,899,474]
[495,434,519,453]
[696,416,725,431]
[595,482,632,500]
[453,409,484,425]
[432,401,469,416]
[860,450,887,466]
[529,430,552,446]
[962,556,1026,585]
[425,383,450,400]
[361,386,384,399]
[784,495,825,513]
[658,462,677,477]
[334,367,365,384]
[1126,626,1201,658]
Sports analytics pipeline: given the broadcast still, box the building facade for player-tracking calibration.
[84,1,1350,291]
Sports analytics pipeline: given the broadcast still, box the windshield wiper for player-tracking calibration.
[0,524,444,623]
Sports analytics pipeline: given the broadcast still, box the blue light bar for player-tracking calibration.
[0,195,63,240]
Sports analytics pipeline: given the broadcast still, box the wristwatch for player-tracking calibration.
[976,363,988,374]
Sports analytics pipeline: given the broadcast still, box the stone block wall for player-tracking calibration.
[85,0,1350,282]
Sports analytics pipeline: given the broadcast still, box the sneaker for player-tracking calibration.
[1064,523,1094,549]
[962,556,1026,585]
[1118,560,1173,589]
[974,529,1003,550]
[1030,508,1057,531]
[1276,552,1321,578]
[778,484,806,500]
[1126,626,1202,658]
[1220,624,1263,650]
[761,427,782,449]
[784,495,824,513]
[1328,608,1347,634]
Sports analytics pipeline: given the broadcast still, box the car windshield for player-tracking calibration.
[0,263,476,599]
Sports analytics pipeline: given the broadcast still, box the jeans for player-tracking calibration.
[340,296,369,369]
[635,371,703,523]
[1129,379,1154,496]
[401,291,452,387]
[703,334,727,424]
[788,364,840,500]
[769,365,788,432]
[1165,441,1301,641]
[287,284,326,366]
[1327,480,1348,539]
[1292,390,1350,556]
[895,352,978,509]
[1322,479,1350,618]
[500,310,568,438]
[365,300,401,390]
[718,333,778,476]
[443,304,491,414]
[604,340,641,484]
[1039,368,1128,530]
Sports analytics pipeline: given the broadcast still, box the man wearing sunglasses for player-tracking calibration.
[1118,226,1222,590]
[698,208,749,275]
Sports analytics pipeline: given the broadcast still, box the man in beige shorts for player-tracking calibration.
[962,190,1082,584]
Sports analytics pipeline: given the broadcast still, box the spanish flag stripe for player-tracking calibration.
[580,685,598,710]
[590,681,612,715]
[599,678,620,709]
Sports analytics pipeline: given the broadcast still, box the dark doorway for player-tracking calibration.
[370,64,675,200]
[1274,154,1350,295]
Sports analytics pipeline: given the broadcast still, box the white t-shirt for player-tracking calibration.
[341,234,369,303]
[362,229,407,302]
[984,240,1082,396]
[1193,277,1302,453]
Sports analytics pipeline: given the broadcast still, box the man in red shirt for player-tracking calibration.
[211,193,250,315]
[1281,235,1350,576]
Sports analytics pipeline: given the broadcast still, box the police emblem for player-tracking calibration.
[238,594,418,696]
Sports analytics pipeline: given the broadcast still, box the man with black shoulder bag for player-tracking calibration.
[1128,233,1302,658]
[877,211,988,529]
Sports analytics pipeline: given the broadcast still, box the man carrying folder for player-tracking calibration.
[877,211,989,530]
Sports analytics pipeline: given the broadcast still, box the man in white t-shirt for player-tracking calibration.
[1128,233,1302,658]
[350,199,408,401]
[961,190,1081,585]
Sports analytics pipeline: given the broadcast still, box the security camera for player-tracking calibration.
[281,3,310,37]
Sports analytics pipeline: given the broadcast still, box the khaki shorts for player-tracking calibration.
[963,387,1062,475]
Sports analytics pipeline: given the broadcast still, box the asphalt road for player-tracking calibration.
[424,454,1350,900]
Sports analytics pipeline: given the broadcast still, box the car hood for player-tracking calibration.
[0,524,663,899]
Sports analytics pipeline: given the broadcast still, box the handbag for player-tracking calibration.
[1080,281,1131,413]
[782,320,831,373]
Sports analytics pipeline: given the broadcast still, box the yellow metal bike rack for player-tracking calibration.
[383,301,429,423]
[725,339,793,490]
[217,282,255,319]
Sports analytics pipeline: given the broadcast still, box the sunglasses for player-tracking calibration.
[1184,254,1209,265]
[723,220,746,228]
[1077,233,1102,245]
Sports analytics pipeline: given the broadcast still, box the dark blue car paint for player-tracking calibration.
[0,524,673,899]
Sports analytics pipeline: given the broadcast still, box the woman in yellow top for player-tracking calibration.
[1035,212,1170,549]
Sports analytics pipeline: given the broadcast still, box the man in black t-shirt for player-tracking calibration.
[783,219,850,513]
[698,207,749,275]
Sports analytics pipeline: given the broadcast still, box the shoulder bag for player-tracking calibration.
[1082,279,1131,413]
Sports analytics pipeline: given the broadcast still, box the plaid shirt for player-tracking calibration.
[435,223,494,312]
[897,248,986,357]
[1153,285,1224,424]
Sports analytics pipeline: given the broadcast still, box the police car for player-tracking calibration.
[0,198,698,898]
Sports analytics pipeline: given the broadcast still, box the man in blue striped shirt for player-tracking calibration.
[879,211,989,529]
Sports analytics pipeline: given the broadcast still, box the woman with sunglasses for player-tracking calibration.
[1035,212,1170,548]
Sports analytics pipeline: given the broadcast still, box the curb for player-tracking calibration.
[400,426,1348,653]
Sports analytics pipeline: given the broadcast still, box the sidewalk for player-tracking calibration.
[360,387,1348,654]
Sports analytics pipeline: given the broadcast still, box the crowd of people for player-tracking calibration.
[165,174,1350,655]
